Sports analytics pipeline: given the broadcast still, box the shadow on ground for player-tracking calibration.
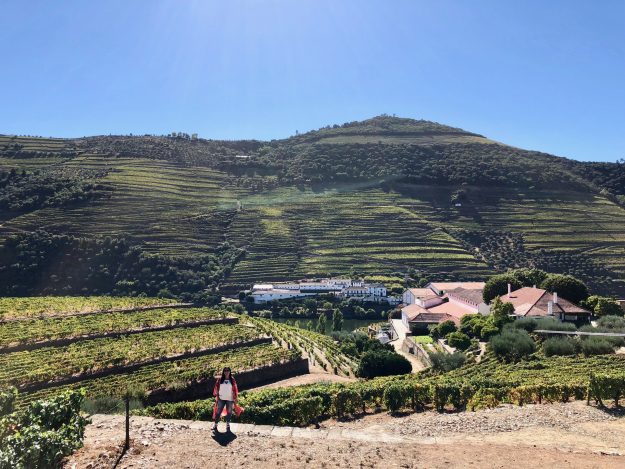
[211,430,238,446]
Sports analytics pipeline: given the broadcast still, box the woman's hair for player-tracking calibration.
[219,367,234,384]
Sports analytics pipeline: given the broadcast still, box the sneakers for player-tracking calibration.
[212,423,218,433]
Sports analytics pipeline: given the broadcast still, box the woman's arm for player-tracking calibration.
[232,377,239,402]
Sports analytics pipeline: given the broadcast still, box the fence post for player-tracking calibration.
[125,396,130,451]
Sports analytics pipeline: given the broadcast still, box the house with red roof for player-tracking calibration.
[400,282,488,333]
[499,286,591,322]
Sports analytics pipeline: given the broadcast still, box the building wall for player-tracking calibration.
[403,290,415,305]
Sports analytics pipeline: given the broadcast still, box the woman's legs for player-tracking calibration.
[224,400,233,424]
[214,399,227,427]
[213,400,234,430]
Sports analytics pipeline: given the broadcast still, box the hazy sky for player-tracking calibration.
[1,0,624,162]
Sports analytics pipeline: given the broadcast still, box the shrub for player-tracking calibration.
[428,351,467,372]
[0,389,89,469]
[489,329,536,362]
[580,337,616,356]
[582,296,622,317]
[511,318,538,332]
[333,388,363,418]
[446,331,471,350]
[596,315,625,330]
[356,350,412,378]
[429,320,457,339]
[479,323,500,340]
[534,317,576,332]
[383,384,408,413]
[543,337,579,356]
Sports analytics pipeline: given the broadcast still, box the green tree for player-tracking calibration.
[582,295,622,317]
[304,298,318,315]
[483,274,522,303]
[489,329,536,362]
[429,320,457,339]
[510,268,548,287]
[316,312,327,334]
[446,331,471,350]
[540,274,589,304]
[490,296,515,329]
[332,309,344,331]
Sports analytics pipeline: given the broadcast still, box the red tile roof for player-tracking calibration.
[428,301,477,320]
[407,288,439,300]
[429,282,485,292]
[500,287,590,317]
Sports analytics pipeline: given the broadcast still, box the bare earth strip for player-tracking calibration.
[66,401,625,468]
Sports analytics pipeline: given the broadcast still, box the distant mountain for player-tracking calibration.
[1,116,624,298]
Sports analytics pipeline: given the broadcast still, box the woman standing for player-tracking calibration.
[212,367,238,433]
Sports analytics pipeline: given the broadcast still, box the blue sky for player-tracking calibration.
[1,1,623,162]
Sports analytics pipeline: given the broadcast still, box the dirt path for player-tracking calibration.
[252,365,356,390]
[67,401,625,468]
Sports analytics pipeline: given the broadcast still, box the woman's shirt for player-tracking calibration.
[218,379,234,401]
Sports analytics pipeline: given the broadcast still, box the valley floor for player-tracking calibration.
[66,401,625,468]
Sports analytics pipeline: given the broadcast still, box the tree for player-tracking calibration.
[540,274,589,304]
[582,295,622,317]
[429,320,457,339]
[304,298,318,315]
[489,297,515,329]
[483,274,522,303]
[332,309,344,331]
[316,312,327,334]
[510,268,547,287]
[489,329,536,362]
[446,331,471,350]
[356,350,411,378]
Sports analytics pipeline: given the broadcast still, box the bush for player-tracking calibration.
[333,388,363,418]
[383,384,408,413]
[0,389,89,469]
[446,331,471,350]
[534,317,576,332]
[543,337,579,356]
[582,295,622,317]
[596,315,625,330]
[489,329,536,362]
[428,351,467,372]
[429,320,457,339]
[581,337,616,356]
[356,350,412,379]
[479,323,500,340]
[511,318,538,332]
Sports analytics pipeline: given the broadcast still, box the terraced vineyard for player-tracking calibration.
[248,317,357,376]
[0,297,307,408]
[0,307,226,348]
[21,343,298,406]
[0,296,178,320]
[3,116,625,295]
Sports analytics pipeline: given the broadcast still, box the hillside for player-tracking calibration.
[1,115,625,297]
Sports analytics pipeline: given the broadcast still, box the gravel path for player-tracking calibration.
[66,401,625,468]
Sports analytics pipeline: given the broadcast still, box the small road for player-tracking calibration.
[389,319,427,372]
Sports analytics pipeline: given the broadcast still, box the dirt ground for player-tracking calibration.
[253,365,356,390]
[66,401,625,468]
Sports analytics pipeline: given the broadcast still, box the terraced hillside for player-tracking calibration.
[2,115,625,296]
[0,298,304,407]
